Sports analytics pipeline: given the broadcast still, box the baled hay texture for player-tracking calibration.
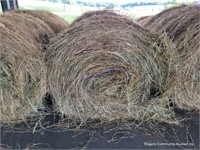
[47,11,176,123]
[142,4,200,110]
[0,26,46,123]
[71,10,119,26]
[170,21,200,110]
[142,5,200,59]
[0,12,55,47]
[172,49,200,110]
[136,15,153,26]
[14,10,69,34]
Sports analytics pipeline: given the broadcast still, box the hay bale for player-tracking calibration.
[0,11,55,48]
[14,10,69,34]
[0,26,46,123]
[47,11,176,123]
[142,5,200,110]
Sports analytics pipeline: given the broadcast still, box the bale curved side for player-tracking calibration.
[0,26,46,123]
[141,5,200,110]
[47,11,176,123]
[71,10,119,26]
[142,5,200,59]
[0,12,55,47]
[14,10,69,34]
[170,22,200,110]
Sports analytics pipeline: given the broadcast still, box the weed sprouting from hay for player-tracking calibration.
[47,11,177,123]
[14,10,69,34]
[0,24,46,123]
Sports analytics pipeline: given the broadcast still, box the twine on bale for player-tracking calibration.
[0,26,46,123]
[142,5,200,110]
[14,10,69,34]
[0,11,55,49]
[47,11,177,123]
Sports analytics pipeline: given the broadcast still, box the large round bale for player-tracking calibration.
[141,5,200,110]
[142,5,200,59]
[0,26,46,123]
[0,11,55,48]
[14,10,69,34]
[47,11,176,123]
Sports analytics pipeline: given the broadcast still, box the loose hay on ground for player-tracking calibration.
[142,5,200,110]
[0,26,46,123]
[47,11,177,123]
[14,10,69,34]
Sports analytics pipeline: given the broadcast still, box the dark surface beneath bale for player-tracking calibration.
[1,109,199,149]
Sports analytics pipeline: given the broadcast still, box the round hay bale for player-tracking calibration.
[0,11,55,48]
[142,5,200,59]
[0,26,46,123]
[47,11,176,123]
[141,4,200,110]
[14,10,69,34]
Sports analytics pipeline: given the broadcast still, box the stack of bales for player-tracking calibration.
[0,10,69,123]
[47,10,177,123]
[141,5,200,110]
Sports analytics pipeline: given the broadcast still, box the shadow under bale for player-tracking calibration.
[142,5,200,110]
[0,26,46,124]
[14,10,69,34]
[47,11,177,123]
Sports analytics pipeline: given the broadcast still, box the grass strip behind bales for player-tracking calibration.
[142,5,200,110]
[0,26,46,124]
[47,10,177,123]
[14,10,69,34]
